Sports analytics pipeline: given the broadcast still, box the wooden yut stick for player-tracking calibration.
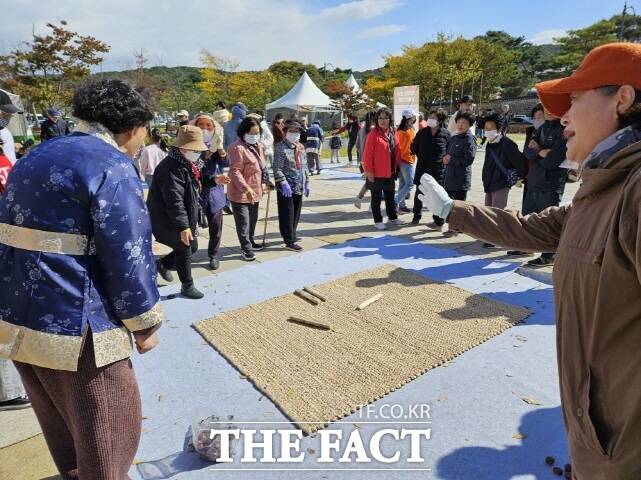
[302,286,326,302]
[288,316,331,330]
[356,293,383,311]
[294,289,320,305]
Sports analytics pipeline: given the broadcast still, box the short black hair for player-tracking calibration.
[455,111,475,126]
[482,112,501,130]
[274,112,284,121]
[237,116,262,138]
[217,101,226,109]
[428,108,447,127]
[531,102,544,118]
[72,80,153,134]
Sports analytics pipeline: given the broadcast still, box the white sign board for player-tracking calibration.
[393,85,420,130]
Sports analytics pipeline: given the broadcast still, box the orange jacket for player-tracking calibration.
[362,127,401,179]
[397,128,416,164]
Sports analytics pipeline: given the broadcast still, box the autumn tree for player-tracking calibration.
[368,34,519,109]
[197,50,239,105]
[0,20,109,110]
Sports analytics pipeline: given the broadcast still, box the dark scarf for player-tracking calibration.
[583,125,641,170]
[168,146,203,192]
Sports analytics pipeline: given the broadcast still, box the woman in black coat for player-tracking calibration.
[411,108,450,229]
[147,125,207,299]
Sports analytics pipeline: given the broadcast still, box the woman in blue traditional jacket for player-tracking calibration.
[0,80,164,479]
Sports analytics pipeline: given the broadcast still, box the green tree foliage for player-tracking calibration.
[366,34,519,107]
[553,20,618,73]
[0,21,109,110]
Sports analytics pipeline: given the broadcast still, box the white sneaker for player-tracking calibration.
[354,196,362,209]
[389,218,405,226]
[374,222,387,231]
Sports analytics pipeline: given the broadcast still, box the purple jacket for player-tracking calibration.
[201,152,226,214]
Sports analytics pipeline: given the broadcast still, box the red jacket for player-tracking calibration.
[0,154,12,194]
[362,127,401,179]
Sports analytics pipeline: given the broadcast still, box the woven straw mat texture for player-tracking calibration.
[194,264,530,434]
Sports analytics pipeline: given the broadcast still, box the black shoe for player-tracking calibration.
[0,395,30,411]
[181,284,204,299]
[156,259,174,282]
[411,215,421,225]
[242,250,256,261]
[285,243,303,251]
[507,250,528,256]
[223,206,233,215]
[316,170,321,175]
[251,242,265,251]
[527,255,554,266]
[482,242,496,249]
[208,258,220,270]
[398,206,411,214]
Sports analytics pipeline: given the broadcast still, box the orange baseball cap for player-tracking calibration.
[535,42,641,117]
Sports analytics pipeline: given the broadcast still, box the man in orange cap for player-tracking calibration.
[418,42,641,479]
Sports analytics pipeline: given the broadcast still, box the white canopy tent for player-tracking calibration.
[344,73,361,93]
[266,72,339,114]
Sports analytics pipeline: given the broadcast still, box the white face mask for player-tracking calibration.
[533,119,545,129]
[286,132,300,144]
[426,118,438,128]
[485,130,499,141]
[244,133,260,144]
[202,129,214,143]
[184,150,201,162]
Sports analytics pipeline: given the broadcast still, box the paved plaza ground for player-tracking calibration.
[0,143,580,480]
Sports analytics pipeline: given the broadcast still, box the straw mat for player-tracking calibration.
[194,264,529,434]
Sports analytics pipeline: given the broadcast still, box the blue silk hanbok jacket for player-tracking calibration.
[0,132,163,371]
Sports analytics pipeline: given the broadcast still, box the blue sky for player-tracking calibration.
[0,0,633,72]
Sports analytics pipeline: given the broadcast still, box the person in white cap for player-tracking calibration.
[395,109,417,213]
[177,109,190,126]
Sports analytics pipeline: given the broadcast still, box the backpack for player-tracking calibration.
[330,136,342,150]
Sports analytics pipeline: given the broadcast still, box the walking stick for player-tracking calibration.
[262,187,272,248]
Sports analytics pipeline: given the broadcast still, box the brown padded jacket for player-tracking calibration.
[448,141,641,480]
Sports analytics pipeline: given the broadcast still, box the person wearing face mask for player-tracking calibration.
[506,103,546,256]
[447,95,475,135]
[442,111,477,236]
[0,91,18,165]
[0,96,29,416]
[411,108,450,228]
[363,107,403,230]
[520,106,568,266]
[0,79,163,478]
[480,112,525,248]
[227,117,272,261]
[194,114,229,270]
[147,125,208,299]
[395,109,418,214]
[273,119,309,250]
[418,42,641,479]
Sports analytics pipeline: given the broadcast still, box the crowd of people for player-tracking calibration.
[1,41,641,479]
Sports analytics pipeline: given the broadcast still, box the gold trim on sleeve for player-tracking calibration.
[92,327,133,368]
[121,302,164,332]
